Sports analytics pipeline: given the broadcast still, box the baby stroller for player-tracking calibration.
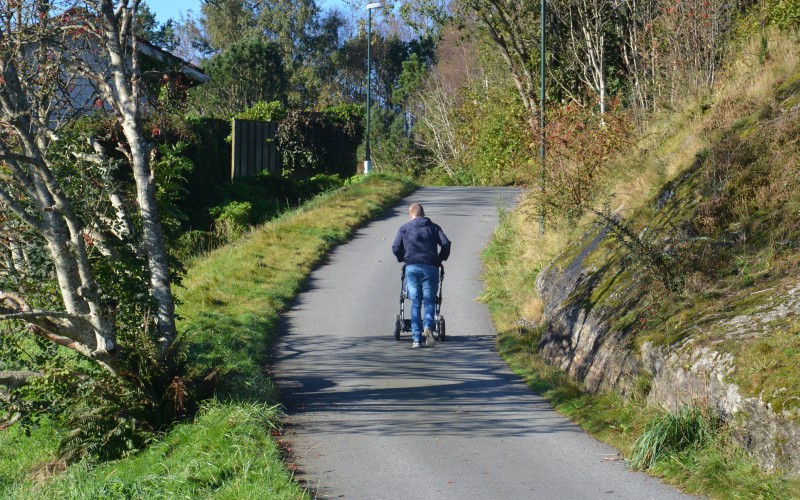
[393,264,445,343]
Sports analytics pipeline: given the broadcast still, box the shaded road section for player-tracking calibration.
[272,187,692,499]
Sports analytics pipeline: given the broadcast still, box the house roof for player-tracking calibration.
[56,6,209,85]
[136,38,209,84]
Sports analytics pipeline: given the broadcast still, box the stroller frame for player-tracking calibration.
[393,264,445,342]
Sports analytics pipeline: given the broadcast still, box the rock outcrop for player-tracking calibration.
[535,226,800,475]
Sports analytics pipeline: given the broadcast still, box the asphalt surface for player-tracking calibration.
[272,187,693,500]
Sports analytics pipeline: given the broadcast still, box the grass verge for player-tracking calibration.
[2,173,416,498]
[3,402,302,499]
[178,173,415,384]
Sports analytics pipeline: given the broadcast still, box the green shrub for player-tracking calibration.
[235,100,288,122]
[323,103,365,124]
[211,201,253,242]
[154,142,194,240]
[295,173,345,199]
[277,110,363,177]
[173,230,219,262]
[457,84,530,186]
[769,0,800,29]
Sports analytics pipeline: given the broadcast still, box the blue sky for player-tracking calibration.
[148,0,350,23]
[147,0,201,23]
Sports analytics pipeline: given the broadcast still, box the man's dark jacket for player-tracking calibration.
[392,216,451,266]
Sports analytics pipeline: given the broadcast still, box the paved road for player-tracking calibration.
[272,187,692,499]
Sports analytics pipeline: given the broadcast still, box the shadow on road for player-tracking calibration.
[273,329,580,439]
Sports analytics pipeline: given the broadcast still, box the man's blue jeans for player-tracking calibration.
[405,264,439,343]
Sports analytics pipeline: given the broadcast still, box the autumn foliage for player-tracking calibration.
[542,97,632,218]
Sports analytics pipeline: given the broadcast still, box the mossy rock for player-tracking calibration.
[776,70,800,108]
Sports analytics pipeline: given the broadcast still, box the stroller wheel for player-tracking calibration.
[394,314,402,341]
[437,317,445,342]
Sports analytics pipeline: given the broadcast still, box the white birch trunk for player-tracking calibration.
[567,0,610,117]
[96,0,177,356]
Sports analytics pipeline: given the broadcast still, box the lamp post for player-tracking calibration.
[364,2,382,175]
[539,0,546,237]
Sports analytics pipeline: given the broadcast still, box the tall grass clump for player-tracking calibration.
[629,404,720,470]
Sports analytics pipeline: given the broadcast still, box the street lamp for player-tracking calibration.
[539,0,546,237]
[364,2,382,175]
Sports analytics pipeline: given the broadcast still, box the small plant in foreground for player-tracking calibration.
[629,404,721,470]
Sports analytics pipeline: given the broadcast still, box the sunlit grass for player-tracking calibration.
[5,402,307,499]
[629,405,719,470]
[0,421,61,493]
[178,173,416,381]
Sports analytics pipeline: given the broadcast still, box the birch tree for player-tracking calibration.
[0,0,176,378]
[411,26,479,174]
[551,0,615,115]
[616,0,659,114]
[460,0,542,134]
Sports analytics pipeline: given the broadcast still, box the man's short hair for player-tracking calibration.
[409,203,425,217]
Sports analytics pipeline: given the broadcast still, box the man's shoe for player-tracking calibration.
[412,342,421,348]
[424,328,435,348]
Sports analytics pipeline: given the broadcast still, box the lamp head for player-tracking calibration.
[366,2,383,9]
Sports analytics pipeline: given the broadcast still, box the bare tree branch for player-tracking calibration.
[0,310,90,322]
[0,290,119,371]
[0,185,47,233]
[0,371,43,390]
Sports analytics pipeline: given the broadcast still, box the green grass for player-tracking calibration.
[648,436,799,499]
[2,173,416,498]
[629,405,719,470]
[730,321,800,417]
[0,420,62,491]
[4,402,305,499]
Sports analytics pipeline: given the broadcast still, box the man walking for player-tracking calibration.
[392,203,451,348]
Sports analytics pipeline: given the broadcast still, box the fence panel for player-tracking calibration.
[231,119,280,179]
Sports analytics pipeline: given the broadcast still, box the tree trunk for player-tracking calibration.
[98,0,177,356]
[467,1,541,137]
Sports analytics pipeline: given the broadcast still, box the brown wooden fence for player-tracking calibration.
[230,119,280,179]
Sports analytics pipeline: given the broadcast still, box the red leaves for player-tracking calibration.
[542,96,632,213]
[275,438,292,455]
